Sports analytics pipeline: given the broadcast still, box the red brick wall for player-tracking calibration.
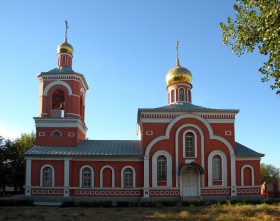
[31,160,64,186]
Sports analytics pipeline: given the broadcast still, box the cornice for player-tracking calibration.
[37,72,89,90]
[34,117,88,134]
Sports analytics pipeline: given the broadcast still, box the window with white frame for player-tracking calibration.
[179,88,184,101]
[82,167,92,188]
[157,155,167,182]
[123,168,133,188]
[185,132,195,157]
[212,155,221,180]
[43,167,53,187]
[51,130,62,136]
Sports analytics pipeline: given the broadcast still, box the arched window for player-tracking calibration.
[157,155,167,182]
[185,132,195,157]
[82,167,92,188]
[123,168,133,188]
[179,88,184,101]
[212,155,221,180]
[188,90,191,103]
[171,90,175,103]
[51,130,62,136]
[43,167,53,187]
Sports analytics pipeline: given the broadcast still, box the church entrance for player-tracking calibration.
[182,167,199,196]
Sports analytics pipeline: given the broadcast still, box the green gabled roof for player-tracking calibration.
[46,67,74,73]
[25,140,142,158]
[38,67,89,90]
[235,142,264,157]
[155,102,216,111]
[138,102,239,113]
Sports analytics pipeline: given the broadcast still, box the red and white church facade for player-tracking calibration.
[24,34,264,201]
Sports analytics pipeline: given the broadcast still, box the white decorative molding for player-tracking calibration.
[208,150,227,187]
[100,165,115,188]
[175,124,204,187]
[152,150,172,187]
[182,130,198,158]
[34,117,87,135]
[146,131,153,135]
[241,165,255,186]
[25,159,31,196]
[40,164,55,187]
[43,80,72,96]
[38,73,89,91]
[38,132,45,136]
[145,113,235,188]
[121,166,136,188]
[225,131,232,136]
[51,130,62,136]
[64,159,70,197]
[230,155,237,196]
[25,156,143,161]
[79,165,94,188]
[145,113,234,156]
[66,113,81,117]
[142,119,172,123]
[68,132,75,137]
[143,155,150,197]
[235,157,261,161]
[207,119,235,123]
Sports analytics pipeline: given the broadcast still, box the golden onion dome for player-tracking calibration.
[57,38,74,54]
[166,60,192,86]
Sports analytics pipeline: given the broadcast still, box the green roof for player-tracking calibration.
[155,102,216,111]
[25,140,142,158]
[235,142,264,157]
[46,67,74,73]
[138,102,239,113]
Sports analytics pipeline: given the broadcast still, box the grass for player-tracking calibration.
[0,202,279,221]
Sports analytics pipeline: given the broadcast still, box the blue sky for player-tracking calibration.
[0,0,279,168]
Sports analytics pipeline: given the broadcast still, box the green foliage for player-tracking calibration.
[220,0,280,94]
[0,133,35,194]
[260,163,280,184]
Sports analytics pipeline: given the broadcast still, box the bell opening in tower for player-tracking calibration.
[51,89,65,117]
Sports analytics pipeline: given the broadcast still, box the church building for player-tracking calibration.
[24,28,264,201]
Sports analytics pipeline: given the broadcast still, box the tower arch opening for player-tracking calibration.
[51,88,65,117]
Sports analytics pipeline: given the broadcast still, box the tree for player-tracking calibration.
[260,163,280,184]
[0,133,35,194]
[220,0,280,94]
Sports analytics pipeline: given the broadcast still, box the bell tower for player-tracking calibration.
[34,21,89,147]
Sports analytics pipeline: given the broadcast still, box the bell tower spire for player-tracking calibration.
[57,20,73,69]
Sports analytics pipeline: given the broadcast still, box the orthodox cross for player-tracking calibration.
[176,40,180,66]
[65,20,69,40]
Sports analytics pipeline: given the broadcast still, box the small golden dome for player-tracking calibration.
[166,61,192,86]
[57,38,74,54]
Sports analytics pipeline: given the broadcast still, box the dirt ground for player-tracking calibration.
[0,204,279,221]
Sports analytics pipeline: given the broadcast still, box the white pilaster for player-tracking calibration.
[64,159,70,197]
[25,159,31,196]
[143,155,150,198]
[230,155,237,196]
